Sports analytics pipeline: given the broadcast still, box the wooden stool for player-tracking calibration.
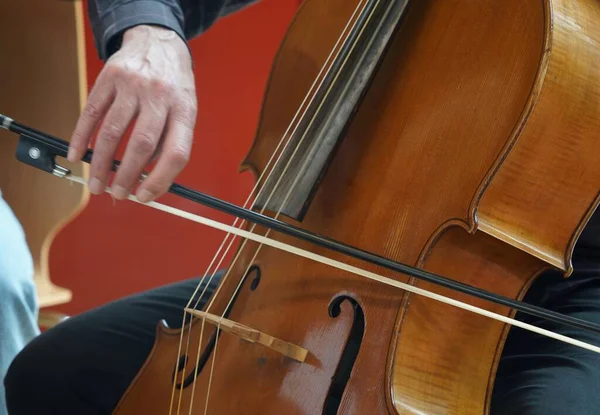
[0,0,89,327]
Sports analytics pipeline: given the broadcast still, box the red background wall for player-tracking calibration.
[49,0,299,315]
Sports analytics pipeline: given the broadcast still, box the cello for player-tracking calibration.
[4,0,600,413]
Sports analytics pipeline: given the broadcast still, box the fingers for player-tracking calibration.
[68,72,116,163]
[87,93,138,194]
[111,102,168,200]
[135,105,195,203]
[69,24,197,201]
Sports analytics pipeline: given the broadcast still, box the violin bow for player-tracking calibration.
[3,113,600,351]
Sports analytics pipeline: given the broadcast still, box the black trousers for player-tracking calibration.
[5,254,600,414]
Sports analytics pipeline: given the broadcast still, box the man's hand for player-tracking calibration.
[68,25,197,203]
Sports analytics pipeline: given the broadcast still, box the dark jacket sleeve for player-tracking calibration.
[88,0,258,61]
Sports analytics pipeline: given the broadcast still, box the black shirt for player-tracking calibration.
[88,0,258,60]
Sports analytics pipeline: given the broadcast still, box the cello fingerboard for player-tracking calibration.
[253,0,410,221]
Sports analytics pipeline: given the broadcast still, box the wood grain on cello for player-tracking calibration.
[3,0,600,414]
[109,0,600,413]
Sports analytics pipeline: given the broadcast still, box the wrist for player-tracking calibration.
[121,24,191,61]
[123,24,178,42]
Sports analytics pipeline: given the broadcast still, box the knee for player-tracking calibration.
[492,358,600,415]
[4,326,65,413]
[0,273,39,411]
[4,344,30,413]
[0,200,37,318]
[0,270,37,317]
[540,364,600,414]
[0,254,38,333]
[5,342,41,413]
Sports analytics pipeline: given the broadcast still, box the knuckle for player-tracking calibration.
[106,121,123,136]
[98,122,122,145]
[108,64,150,91]
[131,73,150,90]
[150,78,174,98]
[166,144,190,167]
[131,131,156,155]
[139,73,153,87]
[103,63,127,79]
[82,103,101,121]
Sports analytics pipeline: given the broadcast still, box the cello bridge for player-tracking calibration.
[184,308,308,363]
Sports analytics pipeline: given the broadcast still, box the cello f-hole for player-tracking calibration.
[324,295,365,414]
[248,265,262,291]
[172,265,262,390]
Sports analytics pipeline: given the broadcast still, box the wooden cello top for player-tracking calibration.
[109,0,600,414]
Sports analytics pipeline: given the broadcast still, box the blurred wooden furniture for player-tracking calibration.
[0,0,89,319]
[38,311,70,330]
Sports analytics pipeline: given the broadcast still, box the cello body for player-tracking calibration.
[113,0,600,414]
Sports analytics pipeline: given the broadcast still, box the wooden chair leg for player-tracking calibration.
[38,310,69,330]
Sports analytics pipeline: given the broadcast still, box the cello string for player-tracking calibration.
[187,0,370,319]
[63,173,600,356]
[195,2,380,412]
[169,7,363,413]
[165,1,373,413]
[169,14,352,411]
[214,0,391,319]
[197,0,397,412]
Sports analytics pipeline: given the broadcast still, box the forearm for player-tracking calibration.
[88,0,258,60]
